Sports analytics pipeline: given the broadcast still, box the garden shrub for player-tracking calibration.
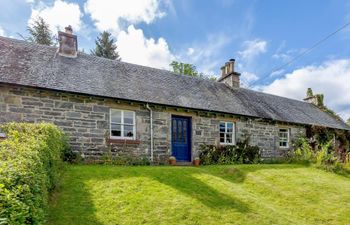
[199,137,260,165]
[0,122,67,225]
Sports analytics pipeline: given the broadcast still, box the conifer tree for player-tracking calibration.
[91,31,121,60]
[27,17,54,46]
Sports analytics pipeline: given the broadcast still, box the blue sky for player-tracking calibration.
[1,0,350,120]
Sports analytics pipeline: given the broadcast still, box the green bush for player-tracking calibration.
[199,138,260,165]
[0,122,67,225]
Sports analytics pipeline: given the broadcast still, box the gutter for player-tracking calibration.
[146,103,154,162]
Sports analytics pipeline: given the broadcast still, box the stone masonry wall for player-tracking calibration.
[0,84,306,162]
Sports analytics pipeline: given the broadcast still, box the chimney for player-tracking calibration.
[58,25,78,58]
[303,91,324,107]
[218,58,241,88]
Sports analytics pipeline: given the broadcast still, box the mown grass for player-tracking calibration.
[47,164,350,225]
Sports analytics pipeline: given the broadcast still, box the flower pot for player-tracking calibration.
[193,159,200,166]
[169,159,176,165]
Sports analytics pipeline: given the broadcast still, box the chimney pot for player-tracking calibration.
[58,25,77,58]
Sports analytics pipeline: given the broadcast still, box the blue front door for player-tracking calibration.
[171,116,191,162]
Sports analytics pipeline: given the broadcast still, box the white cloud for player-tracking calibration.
[0,26,5,36]
[29,0,83,33]
[238,39,267,60]
[261,59,350,120]
[84,0,165,33]
[176,34,231,76]
[117,25,174,69]
[186,47,194,56]
[235,38,267,86]
[241,71,258,87]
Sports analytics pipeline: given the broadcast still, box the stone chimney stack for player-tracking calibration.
[58,25,78,58]
[218,59,241,88]
[303,88,324,107]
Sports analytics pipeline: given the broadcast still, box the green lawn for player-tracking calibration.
[48,164,350,225]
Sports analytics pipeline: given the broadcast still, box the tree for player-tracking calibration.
[347,118,350,126]
[170,61,199,77]
[27,17,54,46]
[91,31,121,60]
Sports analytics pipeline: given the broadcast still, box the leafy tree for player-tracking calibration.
[347,118,350,126]
[91,31,121,60]
[170,61,199,77]
[26,17,54,46]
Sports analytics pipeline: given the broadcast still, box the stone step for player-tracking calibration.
[176,161,193,166]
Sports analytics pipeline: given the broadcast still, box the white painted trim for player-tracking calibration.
[278,128,290,148]
[110,108,136,140]
[219,121,236,145]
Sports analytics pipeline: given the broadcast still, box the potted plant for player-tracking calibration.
[169,156,176,165]
[193,157,200,166]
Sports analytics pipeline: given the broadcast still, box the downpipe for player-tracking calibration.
[146,103,154,163]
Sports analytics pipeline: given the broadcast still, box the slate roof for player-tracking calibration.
[0,36,349,130]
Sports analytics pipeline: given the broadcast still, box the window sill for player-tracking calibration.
[220,143,236,146]
[106,138,141,145]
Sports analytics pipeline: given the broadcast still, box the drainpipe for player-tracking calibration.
[146,103,154,162]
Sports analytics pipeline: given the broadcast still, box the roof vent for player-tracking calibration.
[58,25,78,58]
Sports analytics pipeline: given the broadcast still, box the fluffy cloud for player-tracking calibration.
[240,72,258,87]
[116,25,174,69]
[238,39,267,60]
[29,0,83,33]
[235,39,267,86]
[84,0,165,33]
[176,34,232,76]
[261,59,350,120]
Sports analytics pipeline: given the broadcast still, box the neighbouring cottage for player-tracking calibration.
[0,27,349,163]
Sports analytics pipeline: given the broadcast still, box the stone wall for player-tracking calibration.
[236,120,305,158]
[0,84,306,162]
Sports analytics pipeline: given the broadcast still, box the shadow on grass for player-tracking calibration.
[49,164,311,224]
[47,172,103,225]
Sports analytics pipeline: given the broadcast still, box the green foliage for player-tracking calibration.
[306,88,313,98]
[170,61,199,77]
[0,122,67,224]
[27,16,54,46]
[289,137,314,163]
[199,138,260,165]
[290,135,350,175]
[316,94,324,107]
[100,151,150,166]
[91,31,121,60]
[347,118,350,126]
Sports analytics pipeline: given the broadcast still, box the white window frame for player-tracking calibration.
[219,121,235,145]
[279,128,290,148]
[110,109,136,140]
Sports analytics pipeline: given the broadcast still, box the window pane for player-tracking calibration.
[111,124,121,137]
[227,122,233,132]
[124,111,134,124]
[172,119,177,141]
[183,120,187,143]
[220,133,225,143]
[111,110,121,123]
[226,133,232,143]
[280,141,287,147]
[220,123,225,132]
[124,125,134,137]
[178,120,183,142]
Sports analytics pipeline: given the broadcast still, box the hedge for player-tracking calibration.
[0,123,68,225]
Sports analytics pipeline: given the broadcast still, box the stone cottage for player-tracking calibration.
[0,28,349,163]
